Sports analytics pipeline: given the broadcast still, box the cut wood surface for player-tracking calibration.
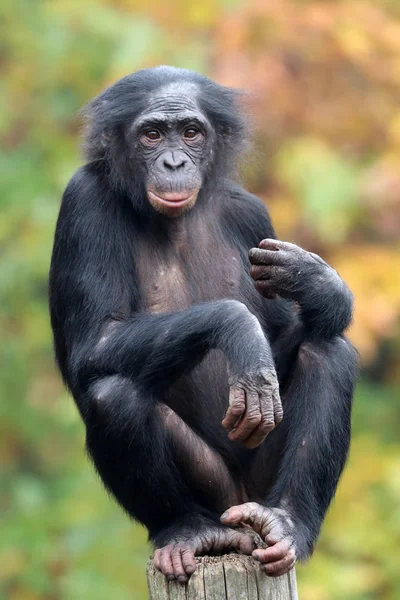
[146,555,298,599]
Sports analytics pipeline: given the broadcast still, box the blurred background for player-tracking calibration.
[1,1,400,598]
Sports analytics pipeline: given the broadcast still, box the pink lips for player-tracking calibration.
[148,190,197,207]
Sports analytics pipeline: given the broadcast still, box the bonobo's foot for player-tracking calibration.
[153,521,257,583]
[221,502,297,577]
[222,370,282,449]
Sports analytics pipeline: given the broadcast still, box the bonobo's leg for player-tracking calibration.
[83,300,283,450]
[78,300,283,582]
[156,404,246,511]
[84,375,256,583]
[221,337,357,577]
[152,404,256,582]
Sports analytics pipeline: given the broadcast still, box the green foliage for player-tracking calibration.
[1,1,399,599]
[277,138,360,243]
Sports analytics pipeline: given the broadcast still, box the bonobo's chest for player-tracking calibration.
[136,224,243,313]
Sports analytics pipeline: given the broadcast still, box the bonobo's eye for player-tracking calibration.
[183,127,203,142]
[141,129,162,145]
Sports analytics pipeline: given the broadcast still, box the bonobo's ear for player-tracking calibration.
[101,129,111,148]
[217,124,233,139]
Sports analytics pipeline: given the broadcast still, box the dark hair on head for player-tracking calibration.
[82,66,250,183]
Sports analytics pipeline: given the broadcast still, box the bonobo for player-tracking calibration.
[49,66,357,582]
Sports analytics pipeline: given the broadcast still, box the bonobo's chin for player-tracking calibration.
[147,189,199,217]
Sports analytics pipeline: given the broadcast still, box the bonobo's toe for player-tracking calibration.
[154,522,257,581]
[253,539,296,576]
[221,502,297,576]
[155,543,196,581]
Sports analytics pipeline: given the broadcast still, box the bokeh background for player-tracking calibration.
[1,1,400,598]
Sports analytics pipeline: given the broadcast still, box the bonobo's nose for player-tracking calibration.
[163,151,186,171]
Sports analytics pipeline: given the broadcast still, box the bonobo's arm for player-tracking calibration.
[88,301,282,449]
[50,170,282,449]
[221,337,357,576]
[225,185,353,341]
[249,240,353,340]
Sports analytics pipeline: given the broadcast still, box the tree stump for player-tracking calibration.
[146,555,298,599]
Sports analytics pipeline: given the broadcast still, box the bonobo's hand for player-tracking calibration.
[221,502,297,577]
[249,239,341,302]
[222,369,282,449]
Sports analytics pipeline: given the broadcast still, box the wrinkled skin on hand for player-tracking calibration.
[221,502,297,577]
[222,369,282,449]
[154,522,259,583]
[249,238,340,301]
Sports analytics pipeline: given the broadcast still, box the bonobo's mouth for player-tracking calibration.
[147,190,198,208]
[146,188,200,216]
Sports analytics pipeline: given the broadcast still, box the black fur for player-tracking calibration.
[49,66,357,560]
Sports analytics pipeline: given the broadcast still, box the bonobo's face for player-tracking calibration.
[129,82,212,217]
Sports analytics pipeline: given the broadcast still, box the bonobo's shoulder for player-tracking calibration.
[227,182,266,207]
[223,182,276,242]
[60,164,112,220]
[63,163,105,199]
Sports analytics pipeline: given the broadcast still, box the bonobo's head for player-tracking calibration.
[83,66,247,217]
[126,80,209,216]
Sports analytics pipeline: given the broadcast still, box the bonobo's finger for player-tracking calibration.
[238,535,257,555]
[250,265,269,280]
[244,379,282,449]
[222,386,246,431]
[220,506,244,525]
[181,548,196,576]
[171,546,189,583]
[254,280,277,299]
[220,502,268,533]
[231,531,257,555]
[246,382,283,448]
[243,401,275,449]
[263,550,296,577]
[154,549,161,570]
[252,267,287,299]
[273,389,283,425]
[228,391,261,444]
[159,545,175,579]
[258,239,298,253]
[266,560,296,578]
[250,265,287,283]
[249,248,288,267]
[250,265,283,280]
[253,539,292,564]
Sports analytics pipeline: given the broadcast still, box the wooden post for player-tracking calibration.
[147,555,298,599]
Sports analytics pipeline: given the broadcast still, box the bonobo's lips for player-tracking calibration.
[147,190,198,208]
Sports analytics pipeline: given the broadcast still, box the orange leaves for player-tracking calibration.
[331,246,400,362]
[211,1,400,371]
[213,1,400,152]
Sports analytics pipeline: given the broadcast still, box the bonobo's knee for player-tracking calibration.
[89,374,138,412]
[221,299,255,320]
[221,299,248,313]
[330,336,358,384]
[334,336,358,361]
[298,336,357,383]
[299,336,356,363]
[220,299,264,337]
